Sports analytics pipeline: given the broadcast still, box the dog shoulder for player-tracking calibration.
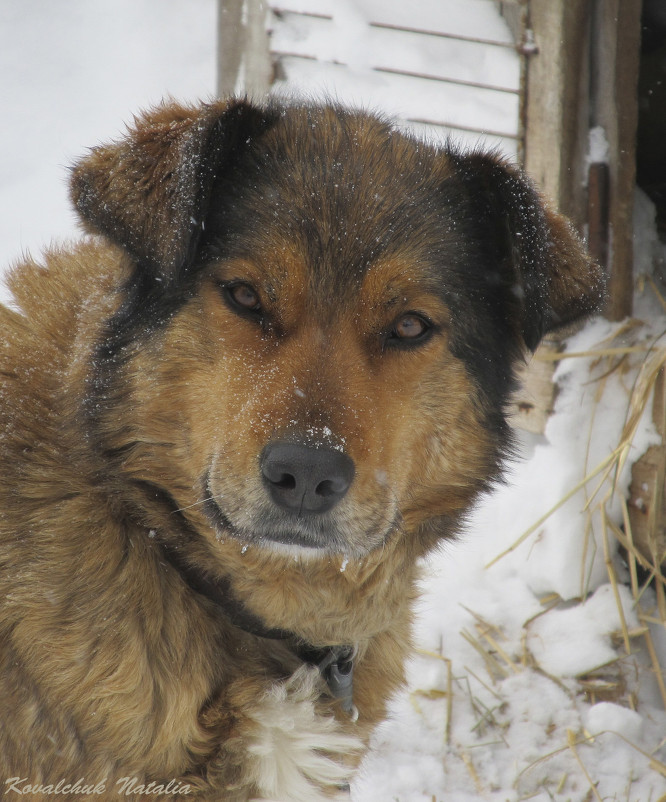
[1,240,127,373]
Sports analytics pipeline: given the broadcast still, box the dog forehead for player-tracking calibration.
[260,108,452,229]
[206,107,458,303]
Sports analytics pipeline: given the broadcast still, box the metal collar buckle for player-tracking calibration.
[317,644,358,719]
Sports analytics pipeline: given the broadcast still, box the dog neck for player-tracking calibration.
[158,538,357,717]
[159,538,293,639]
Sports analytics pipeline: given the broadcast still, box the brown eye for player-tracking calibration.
[394,314,427,340]
[229,284,259,309]
[229,283,261,311]
[385,312,434,349]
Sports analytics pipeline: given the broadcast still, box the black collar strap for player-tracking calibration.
[159,541,293,640]
[158,540,357,716]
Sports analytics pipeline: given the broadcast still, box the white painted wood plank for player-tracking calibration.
[270,11,520,92]
[272,56,520,138]
[269,0,515,46]
[404,120,518,160]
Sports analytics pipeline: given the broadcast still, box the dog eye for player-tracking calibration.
[388,313,432,346]
[224,282,262,315]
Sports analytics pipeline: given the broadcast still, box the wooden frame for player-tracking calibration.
[217,0,271,99]
[524,0,642,321]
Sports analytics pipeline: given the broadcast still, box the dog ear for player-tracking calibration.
[454,152,605,351]
[70,99,272,284]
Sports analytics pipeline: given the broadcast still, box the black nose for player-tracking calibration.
[260,441,355,515]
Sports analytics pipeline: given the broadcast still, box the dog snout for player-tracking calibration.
[260,441,355,515]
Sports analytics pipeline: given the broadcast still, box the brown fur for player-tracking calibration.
[0,99,603,800]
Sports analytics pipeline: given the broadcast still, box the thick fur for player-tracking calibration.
[0,99,604,800]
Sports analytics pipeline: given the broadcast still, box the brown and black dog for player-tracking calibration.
[0,99,603,800]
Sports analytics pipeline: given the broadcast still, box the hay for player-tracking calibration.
[511,312,666,791]
[492,312,666,631]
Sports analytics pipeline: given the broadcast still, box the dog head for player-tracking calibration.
[71,100,604,562]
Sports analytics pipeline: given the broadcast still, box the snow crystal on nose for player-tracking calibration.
[302,425,346,452]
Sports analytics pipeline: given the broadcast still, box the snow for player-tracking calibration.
[2,2,666,801]
[527,584,639,677]
[588,125,611,166]
[0,0,216,280]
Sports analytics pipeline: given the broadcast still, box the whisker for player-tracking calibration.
[172,496,217,514]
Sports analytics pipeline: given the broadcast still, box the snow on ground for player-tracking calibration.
[2,2,666,801]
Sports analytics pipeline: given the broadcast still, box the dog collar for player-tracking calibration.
[158,540,357,715]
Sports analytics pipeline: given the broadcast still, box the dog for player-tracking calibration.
[0,99,603,800]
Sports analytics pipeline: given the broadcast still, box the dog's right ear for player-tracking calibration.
[70,99,273,285]
[452,151,605,351]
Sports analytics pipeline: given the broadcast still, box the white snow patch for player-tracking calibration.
[588,125,610,165]
[528,584,638,677]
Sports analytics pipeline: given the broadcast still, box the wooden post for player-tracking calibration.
[587,161,610,271]
[524,0,642,322]
[523,0,591,228]
[217,0,272,99]
[589,0,642,321]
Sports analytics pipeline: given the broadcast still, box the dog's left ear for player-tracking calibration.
[455,152,605,351]
[70,99,272,284]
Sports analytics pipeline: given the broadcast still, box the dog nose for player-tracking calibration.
[260,441,355,515]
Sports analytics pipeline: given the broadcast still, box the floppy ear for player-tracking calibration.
[70,99,272,284]
[455,152,605,351]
